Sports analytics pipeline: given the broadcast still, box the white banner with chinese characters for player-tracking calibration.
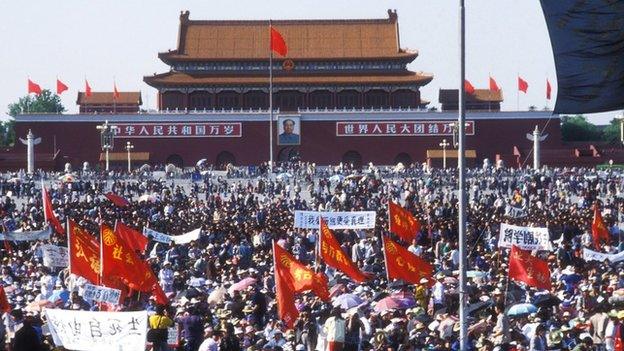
[45,309,147,351]
[498,223,552,251]
[582,248,624,263]
[83,284,122,305]
[505,205,528,219]
[41,244,69,267]
[143,227,201,245]
[294,211,376,229]
[336,121,475,136]
[114,123,242,138]
[0,227,52,241]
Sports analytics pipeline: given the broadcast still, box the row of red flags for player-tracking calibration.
[28,78,119,99]
[464,76,552,99]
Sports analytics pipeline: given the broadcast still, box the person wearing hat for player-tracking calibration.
[344,309,364,351]
[218,322,241,351]
[198,327,219,351]
[149,305,174,351]
[604,310,622,351]
[175,305,203,351]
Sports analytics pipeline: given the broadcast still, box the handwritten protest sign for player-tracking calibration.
[45,309,147,351]
[294,211,376,229]
[0,227,51,241]
[41,245,69,267]
[498,223,552,251]
[143,227,201,245]
[83,284,122,305]
[582,248,624,264]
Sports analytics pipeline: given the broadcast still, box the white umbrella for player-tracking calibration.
[139,164,151,172]
[196,159,208,167]
[329,174,345,183]
[276,173,292,181]
[138,194,159,203]
[207,286,227,305]
[165,164,178,173]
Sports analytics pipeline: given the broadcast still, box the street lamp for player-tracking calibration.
[96,120,118,171]
[616,113,624,145]
[439,139,450,169]
[125,141,134,173]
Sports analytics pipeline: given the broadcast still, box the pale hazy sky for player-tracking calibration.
[0,0,619,124]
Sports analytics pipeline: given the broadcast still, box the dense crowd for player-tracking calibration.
[1,162,624,351]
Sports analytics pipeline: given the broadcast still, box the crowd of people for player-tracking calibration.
[1,162,624,351]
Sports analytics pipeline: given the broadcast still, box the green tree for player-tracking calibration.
[602,118,621,143]
[2,90,65,147]
[560,115,602,141]
[7,89,65,117]
[0,119,16,147]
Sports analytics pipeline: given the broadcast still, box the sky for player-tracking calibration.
[0,0,619,124]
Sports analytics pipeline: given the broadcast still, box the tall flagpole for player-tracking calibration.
[269,20,274,173]
[458,0,468,349]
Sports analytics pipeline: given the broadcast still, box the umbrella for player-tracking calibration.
[276,173,292,181]
[208,286,227,305]
[329,284,345,298]
[196,159,207,167]
[139,164,151,171]
[58,174,76,183]
[444,276,458,285]
[329,174,345,183]
[47,290,70,304]
[507,303,537,317]
[165,164,178,173]
[228,277,257,294]
[374,296,412,312]
[467,270,487,278]
[332,294,364,310]
[138,194,159,203]
[532,294,561,308]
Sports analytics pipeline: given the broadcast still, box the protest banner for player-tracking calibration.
[582,248,624,264]
[45,309,147,351]
[41,245,68,267]
[293,211,376,229]
[0,227,52,241]
[498,223,552,251]
[143,227,201,245]
[83,284,122,305]
[505,205,527,219]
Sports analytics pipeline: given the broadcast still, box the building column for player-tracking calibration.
[183,90,189,111]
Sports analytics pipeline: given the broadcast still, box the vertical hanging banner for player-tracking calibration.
[45,309,147,351]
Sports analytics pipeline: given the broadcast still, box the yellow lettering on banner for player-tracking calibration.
[321,241,328,255]
[396,257,405,267]
[89,256,100,273]
[406,262,417,273]
[125,252,134,265]
[335,251,343,264]
[394,215,402,227]
[103,228,117,246]
[112,245,123,260]
[74,241,87,261]
[279,255,292,268]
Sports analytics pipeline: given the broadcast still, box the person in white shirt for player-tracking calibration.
[198,328,219,351]
[432,275,445,313]
[408,239,423,257]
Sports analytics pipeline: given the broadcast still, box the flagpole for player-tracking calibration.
[381,234,390,283]
[458,0,469,349]
[516,73,520,112]
[315,219,321,273]
[99,224,103,286]
[268,20,274,173]
[66,219,71,275]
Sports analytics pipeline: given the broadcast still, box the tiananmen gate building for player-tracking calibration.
[9,10,613,171]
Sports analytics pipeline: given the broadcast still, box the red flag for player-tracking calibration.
[388,201,421,242]
[508,245,551,290]
[273,241,299,328]
[28,79,42,95]
[85,80,92,97]
[489,76,500,92]
[273,241,330,301]
[68,220,101,284]
[56,79,68,95]
[319,219,369,283]
[115,222,148,253]
[101,224,167,303]
[0,285,10,313]
[546,79,552,100]
[42,186,65,235]
[105,192,130,207]
[592,204,611,250]
[518,76,529,93]
[113,83,120,100]
[464,80,476,95]
[383,236,433,284]
[270,26,288,57]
